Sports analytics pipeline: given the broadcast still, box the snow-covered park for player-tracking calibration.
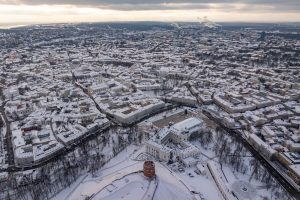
[53,144,220,200]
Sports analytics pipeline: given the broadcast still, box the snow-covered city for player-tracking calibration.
[0,21,300,200]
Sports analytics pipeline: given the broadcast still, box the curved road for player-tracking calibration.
[0,99,14,167]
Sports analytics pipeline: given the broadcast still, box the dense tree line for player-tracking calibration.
[0,127,135,200]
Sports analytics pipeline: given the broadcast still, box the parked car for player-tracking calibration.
[178,168,185,172]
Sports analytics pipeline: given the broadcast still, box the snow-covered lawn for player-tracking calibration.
[53,144,198,200]
[173,165,223,200]
[92,173,156,200]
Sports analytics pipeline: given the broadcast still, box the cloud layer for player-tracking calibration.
[0,0,299,24]
[1,0,300,12]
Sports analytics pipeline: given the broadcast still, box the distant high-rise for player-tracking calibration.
[260,31,266,41]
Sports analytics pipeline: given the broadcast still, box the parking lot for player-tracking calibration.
[152,110,196,128]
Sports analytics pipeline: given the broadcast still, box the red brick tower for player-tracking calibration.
[143,161,155,178]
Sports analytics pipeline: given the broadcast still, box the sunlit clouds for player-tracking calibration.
[0,1,299,25]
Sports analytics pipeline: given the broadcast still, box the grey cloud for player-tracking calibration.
[1,0,300,11]
[99,3,236,11]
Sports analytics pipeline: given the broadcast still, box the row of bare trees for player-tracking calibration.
[211,128,293,200]
[1,126,139,200]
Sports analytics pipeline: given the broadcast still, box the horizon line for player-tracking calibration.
[1,20,300,29]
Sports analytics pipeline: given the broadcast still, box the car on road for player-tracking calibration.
[188,172,194,177]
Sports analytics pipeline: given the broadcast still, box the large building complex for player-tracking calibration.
[146,117,202,163]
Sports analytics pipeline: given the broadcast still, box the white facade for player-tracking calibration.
[146,117,202,162]
[146,140,171,161]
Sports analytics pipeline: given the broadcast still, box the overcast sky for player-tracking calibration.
[0,0,300,25]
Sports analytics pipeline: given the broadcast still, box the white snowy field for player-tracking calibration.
[52,144,221,200]
[91,172,157,200]
[172,165,223,200]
